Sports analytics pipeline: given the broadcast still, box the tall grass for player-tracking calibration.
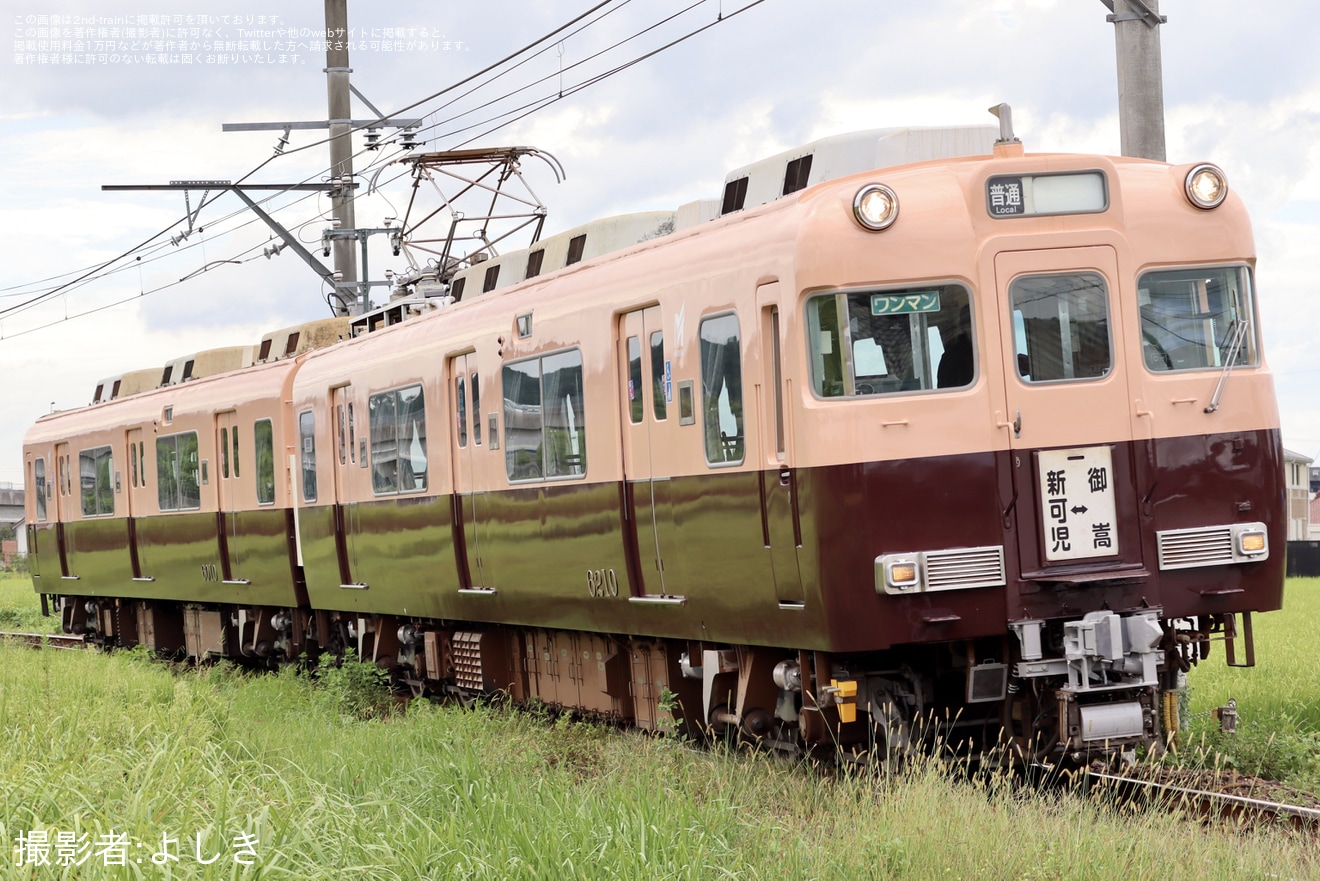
[0,571,58,634]
[0,575,1316,878]
[0,645,1314,877]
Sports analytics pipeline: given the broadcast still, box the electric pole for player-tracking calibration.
[324,0,358,305]
[1104,0,1168,161]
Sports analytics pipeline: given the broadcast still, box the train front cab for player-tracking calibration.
[781,149,1282,758]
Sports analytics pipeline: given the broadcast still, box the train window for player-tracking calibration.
[483,265,500,293]
[255,419,275,506]
[337,404,347,465]
[299,412,317,503]
[627,336,643,424]
[348,403,357,463]
[651,331,667,420]
[78,446,115,517]
[472,374,482,445]
[369,384,428,495]
[488,413,500,451]
[232,430,240,478]
[139,442,146,487]
[502,349,587,481]
[451,277,466,302]
[1010,273,1110,382]
[1137,266,1257,372]
[457,377,468,448]
[220,427,230,479]
[156,432,201,512]
[34,458,46,521]
[130,444,138,488]
[807,284,974,398]
[700,314,745,465]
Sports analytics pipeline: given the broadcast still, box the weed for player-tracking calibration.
[314,648,395,721]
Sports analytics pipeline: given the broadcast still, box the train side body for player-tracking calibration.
[23,135,1283,754]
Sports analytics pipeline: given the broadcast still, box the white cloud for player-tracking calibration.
[2,0,1320,478]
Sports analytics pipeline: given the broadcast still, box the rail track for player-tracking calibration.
[1081,767,1320,833]
[0,630,91,651]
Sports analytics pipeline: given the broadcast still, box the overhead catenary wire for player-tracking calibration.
[1,0,772,338]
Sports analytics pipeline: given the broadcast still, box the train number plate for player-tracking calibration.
[1037,446,1119,562]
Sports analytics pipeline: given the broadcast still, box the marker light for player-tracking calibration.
[853,183,900,231]
[1185,164,1228,209]
[886,559,920,590]
[1236,529,1267,556]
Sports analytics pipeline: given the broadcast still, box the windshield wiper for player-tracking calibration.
[1204,319,1249,413]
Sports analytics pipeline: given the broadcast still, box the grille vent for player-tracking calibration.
[925,546,1006,590]
[1157,526,1234,570]
[452,631,486,691]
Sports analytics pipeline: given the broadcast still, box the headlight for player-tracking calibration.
[853,183,900,231]
[1184,164,1228,209]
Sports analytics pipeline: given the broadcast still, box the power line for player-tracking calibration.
[1,1,772,338]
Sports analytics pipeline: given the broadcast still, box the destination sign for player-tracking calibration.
[871,291,940,316]
[986,172,1107,219]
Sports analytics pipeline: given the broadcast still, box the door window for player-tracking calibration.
[1010,272,1111,382]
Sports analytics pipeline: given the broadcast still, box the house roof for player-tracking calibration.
[1284,448,1315,464]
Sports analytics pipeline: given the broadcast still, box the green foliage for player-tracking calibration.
[314,648,395,721]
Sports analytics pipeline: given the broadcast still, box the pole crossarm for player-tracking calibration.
[101,181,339,285]
[221,119,423,132]
[1099,0,1166,27]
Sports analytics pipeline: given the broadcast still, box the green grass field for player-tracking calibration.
[1181,577,1320,788]
[0,572,1316,879]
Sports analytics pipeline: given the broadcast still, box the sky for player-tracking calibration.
[2,0,1318,487]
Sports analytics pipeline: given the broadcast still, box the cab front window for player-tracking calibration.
[807,283,974,397]
[1138,266,1257,372]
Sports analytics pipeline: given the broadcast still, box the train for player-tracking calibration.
[22,111,1283,761]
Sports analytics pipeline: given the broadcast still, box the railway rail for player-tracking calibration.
[1081,768,1320,833]
[0,630,91,651]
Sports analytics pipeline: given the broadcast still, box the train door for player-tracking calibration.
[331,386,362,587]
[53,441,72,579]
[450,353,492,588]
[215,411,248,584]
[26,454,46,579]
[994,246,1147,586]
[756,283,804,606]
[125,427,153,581]
[619,305,678,597]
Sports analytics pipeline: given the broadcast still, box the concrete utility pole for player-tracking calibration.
[324,0,358,307]
[1104,0,1168,161]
